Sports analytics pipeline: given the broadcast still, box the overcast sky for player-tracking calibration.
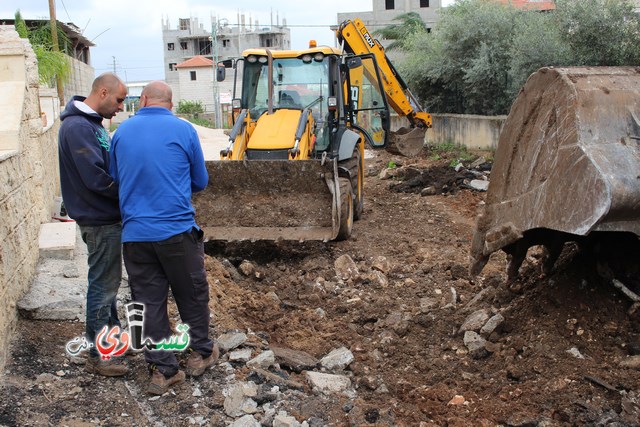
[3,0,454,83]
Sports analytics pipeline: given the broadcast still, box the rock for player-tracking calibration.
[273,412,303,427]
[217,332,248,352]
[464,331,489,359]
[480,313,505,337]
[272,347,319,372]
[469,179,489,192]
[230,415,261,427]
[334,255,359,281]
[470,156,487,169]
[361,270,388,288]
[223,383,259,417]
[419,297,439,312]
[192,386,203,397]
[239,260,256,277]
[62,266,80,278]
[305,371,352,394]
[251,368,306,391]
[221,258,244,282]
[619,355,640,369]
[420,186,437,196]
[229,348,253,362]
[371,256,391,274]
[246,350,275,369]
[566,347,585,359]
[465,286,496,310]
[320,347,354,371]
[378,168,394,180]
[459,309,491,334]
[447,395,466,405]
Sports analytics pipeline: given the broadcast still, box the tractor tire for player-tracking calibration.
[341,147,364,220]
[336,177,354,241]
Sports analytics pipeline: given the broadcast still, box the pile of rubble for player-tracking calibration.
[377,156,492,195]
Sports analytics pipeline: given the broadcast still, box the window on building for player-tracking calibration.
[198,39,211,55]
[180,41,188,50]
[420,0,429,6]
[179,19,189,31]
[190,71,197,81]
[167,42,175,51]
[222,39,230,48]
[169,63,177,71]
[385,0,394,10]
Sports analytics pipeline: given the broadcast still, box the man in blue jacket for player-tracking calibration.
[110,81,217,395]
[58,72,129,376]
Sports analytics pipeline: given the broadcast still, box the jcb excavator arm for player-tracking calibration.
[336,18,432,149]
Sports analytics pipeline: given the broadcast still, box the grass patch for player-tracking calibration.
[188,117,215,128]
[426,140,481,163]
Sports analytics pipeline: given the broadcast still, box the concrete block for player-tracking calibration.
[39,222,77,260]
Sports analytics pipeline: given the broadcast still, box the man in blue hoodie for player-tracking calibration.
[58,72,129,376]
[110,81,216,395]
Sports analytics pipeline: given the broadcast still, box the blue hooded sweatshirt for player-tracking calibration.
[58,96,120,226]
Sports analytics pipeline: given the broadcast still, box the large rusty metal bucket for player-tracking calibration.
[471,67,640,276]
[386,127,426,157]
[193,159,341,242]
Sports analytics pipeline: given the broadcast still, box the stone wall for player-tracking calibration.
[0,26,61,371]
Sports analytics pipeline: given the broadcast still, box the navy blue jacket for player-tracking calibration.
[58,96,120,226]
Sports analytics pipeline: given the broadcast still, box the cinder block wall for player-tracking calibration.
[0,26,61,371]
[391,113,507,151]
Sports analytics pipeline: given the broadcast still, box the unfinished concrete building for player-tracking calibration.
[162,15,291,113]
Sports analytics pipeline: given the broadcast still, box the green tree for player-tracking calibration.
[399,0,640,115]
[555,0,640,66]
[508,10,570,94]
[176,100,204,115]
[374,12,428,50]
[14,10,71,85]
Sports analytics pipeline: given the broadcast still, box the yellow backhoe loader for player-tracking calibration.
[193,19,432,242]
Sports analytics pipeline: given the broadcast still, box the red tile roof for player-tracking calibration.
[176,55,213,69]
[494,0,556,10]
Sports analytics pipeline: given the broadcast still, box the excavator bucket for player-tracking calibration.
[471,67,640,276]
[386,127,427,157]
[193,159,342,242]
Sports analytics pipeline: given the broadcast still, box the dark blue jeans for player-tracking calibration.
[80,223,123,357]
[123,228,213,377]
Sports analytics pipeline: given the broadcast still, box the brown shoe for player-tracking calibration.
[85,356,129,377]
[185,343,220,377]
[147,369,185,395]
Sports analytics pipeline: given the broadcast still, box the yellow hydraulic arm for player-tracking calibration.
[336,19,432,130]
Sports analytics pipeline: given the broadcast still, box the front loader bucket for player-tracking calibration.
[193,159,341,242]
[386,127,426,157]
[471,67,640,275]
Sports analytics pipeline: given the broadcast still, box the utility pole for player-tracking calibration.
[211,19,222,128]
[112,56,117,74]
[48,0,64,105]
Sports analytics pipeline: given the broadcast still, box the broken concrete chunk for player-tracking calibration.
[464,331,489,359]
[246,350,275,369]
[320,346,354,371]
[217,332,248,352]
[334,255,359,281]
[305,371,352,394]
[480,313,505,337]
[459,309,491,334]
[272,347,319,372]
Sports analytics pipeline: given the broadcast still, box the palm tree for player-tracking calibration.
[373,12,428,50]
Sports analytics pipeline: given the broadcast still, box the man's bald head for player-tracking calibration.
[91,72,124,94]
[85,72,127,119]
[141,81,173,109]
